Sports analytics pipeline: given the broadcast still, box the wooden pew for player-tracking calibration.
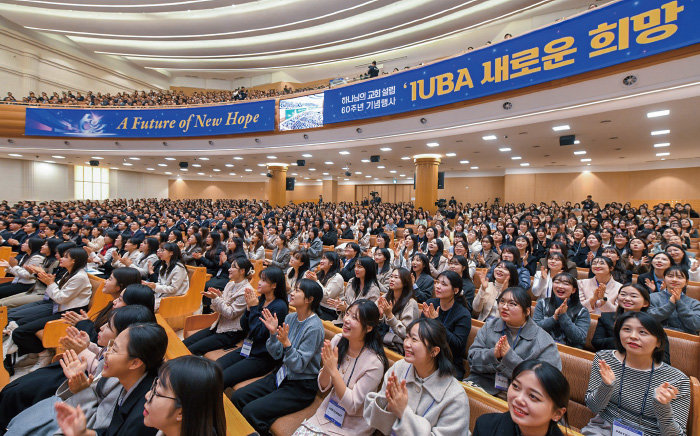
[686,281,700,301]
[42,274,107,349]
[0,247,13,279]
[158,266,207,329]
[665,328,700,379]
[0,306,9,390]
[155,314,256,436]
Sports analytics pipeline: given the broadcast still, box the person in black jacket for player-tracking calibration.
[411,253,434,303]
[320,220,338,247]
[339,242,360,281]
[367,61,379,78]
[55,322,168,436]
[473,360,569,436]
[420,270,470,379]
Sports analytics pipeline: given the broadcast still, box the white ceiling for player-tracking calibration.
[0,0,607,82]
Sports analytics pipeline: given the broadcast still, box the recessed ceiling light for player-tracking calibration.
[460,160,470,164]
[110,167,119,170]
[365,175,371,178]
[647,109,669,118]
[426,142,439,147]
[344,178,349,181]
[8,153,22,157]
[498,148,511,152]
[309,168,316,171]
[511,156,522,160]
[91,156,103,160]
[377,165,385,169]
[552,125,570,131]
[651,129,670,136]
[574,140,581,144]
[164,171,172,175]
[122,162,133,166]
[324,161,333,165]
[355,171,362,175]
[445,153,456,157]
[401,156,410,160]
[574,151,587,155]
[257,163,266,167]
[520,163,530,167]
[129,157,140,160]
[146,167,154,171]
[656,152,670,156]
[44,160,56,164]
[245,169,252,172]
[158,163,167,167]
[587,163,591,166]
[266,155,277,159]
[199,157,209,161]
[304,177,310,180]
[213,169,221,172]
[361,159,370,163]
[197,172,205,175]
[233,157,243,160]
[302,154,312,158]
[470,166,479,169]
[339,151,350,155]
[322,172,329,175]
[400,174,406,177]
[581,158,591,162]
[165,157,176,161]
[229,172,236,176]
[51,155,65,159]
[192,164,201,167]
[653,143,670,148]
[260,173,267,176]
[380,147,392,151]
[482,135,497,141]
[291,172,298,176]
[225,164,234,167]
[390,170,397,173]
[181,168,188,172]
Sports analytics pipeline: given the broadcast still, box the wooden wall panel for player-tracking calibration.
[168,179,266,200]
[441,176,505,204]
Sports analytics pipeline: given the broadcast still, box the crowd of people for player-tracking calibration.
[0,196,697,436]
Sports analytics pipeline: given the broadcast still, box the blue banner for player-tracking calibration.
[324,0,699,124]
[25,100,275,137]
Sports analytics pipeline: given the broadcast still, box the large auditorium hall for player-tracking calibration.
[0,1,698,435]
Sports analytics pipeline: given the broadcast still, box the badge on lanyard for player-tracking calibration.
[275,365,287,387]
[495,372,509,391]
[239,339,253,358]
[612,420,644,436]
[324,397,346,427]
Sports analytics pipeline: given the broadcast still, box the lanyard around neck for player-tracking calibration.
[617,356,655,417]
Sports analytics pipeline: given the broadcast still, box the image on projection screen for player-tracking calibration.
[279,93,324,131]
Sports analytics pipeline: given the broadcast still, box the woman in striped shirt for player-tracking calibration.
[582,311,690,436]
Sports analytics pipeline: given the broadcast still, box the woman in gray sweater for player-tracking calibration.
[231,278,325,436]
[466,287,562,397]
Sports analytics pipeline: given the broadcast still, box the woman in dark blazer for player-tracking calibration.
[264,234,291,270]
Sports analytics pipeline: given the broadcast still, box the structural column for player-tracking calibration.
[322,178,338,203]
[413,154,441,213]
[266,163,288,206]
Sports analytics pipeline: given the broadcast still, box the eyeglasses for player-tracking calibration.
[104,339,128,356]
[146,378,179,404]
[497,299,520,309]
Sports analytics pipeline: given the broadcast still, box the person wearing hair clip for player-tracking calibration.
[582,312,690,436]
[363,318,469,435]
[533,272,590,349]
[293,299,387,435]
[184,257,254,355]
[473,360,570,436]
[141,242,189,311]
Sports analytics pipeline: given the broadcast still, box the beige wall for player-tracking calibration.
[503,168,700,207]
[167,167,700,208]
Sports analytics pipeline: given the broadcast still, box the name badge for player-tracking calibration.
[495,372,509,391]
[240,339,253,358]
[613,420,644,436]
[324,398,346,427]
[275,365,287,387]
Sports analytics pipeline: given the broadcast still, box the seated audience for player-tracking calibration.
[376,268,420,353]
[410,253,435,303]
[648,265,700,334]
[577,256,622,315]
[473,261,519,322]
[533,272,590,349]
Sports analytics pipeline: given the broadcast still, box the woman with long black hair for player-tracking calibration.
[533,272,590,349]
[142,242,189,310]
[305,251,344,321]
[332,256,381,314]
[0,237,45,298]
[376,268,420,353]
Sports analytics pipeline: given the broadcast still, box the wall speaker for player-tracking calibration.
[286,177,295,191]
[370,155,380,163]
[559,135,576,146]
[437,171,445,189]
[297,159,306,167]
[179,162,188,169]
[89,160,99,167]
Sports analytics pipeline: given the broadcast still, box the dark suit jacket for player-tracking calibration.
[340,256,357,281]
[99,373,157,436]
[473,412,564,436]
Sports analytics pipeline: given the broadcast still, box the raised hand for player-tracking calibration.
[494,335,508,359]
[654,382,679,405]
[598,359,615,385]
[59,349,88,381]
[320,340,339,371]
[276,323,291,348]
[260,308,279,334]
[385,373,409,419]
[304,270,318,281]
[61,310,89,326]
[553,299,568,320]
[668,285,683,304]
[540,265,548,280]
[420,302,440,319]
[201,286,222,299]
[54,403,89,436]
[141,280,157,290]
[644,278,656,292]
[37,271,56,286]
[477,269,488,288]
[594,283,606,301]
[244,287,259,308]
[59,327,91,354]
[377,296,394,318]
